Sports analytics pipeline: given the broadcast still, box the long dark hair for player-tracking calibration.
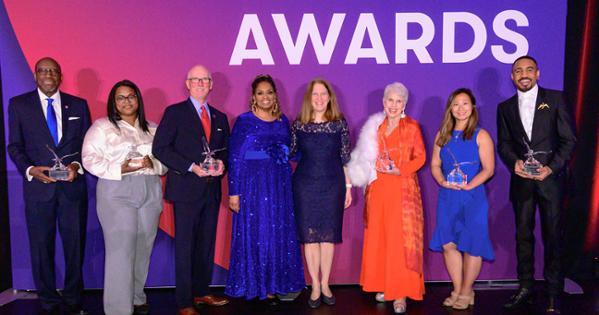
[436,88,478,147]
[107,79,149,133]
[249,74,282,119]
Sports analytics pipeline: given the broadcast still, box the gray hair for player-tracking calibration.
[383,82,409,104]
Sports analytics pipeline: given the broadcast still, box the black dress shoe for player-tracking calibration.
[503,288,533,309]
[266,296,280,306]
[308,296,321,308]
[322,293,336,306]
[546,296,561,314]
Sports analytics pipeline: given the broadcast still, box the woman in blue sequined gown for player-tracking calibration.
[291,79,352,308]
[226,75,305,300]
[429,88,495,310]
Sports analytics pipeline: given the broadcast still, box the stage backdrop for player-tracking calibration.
[1,1,567,289]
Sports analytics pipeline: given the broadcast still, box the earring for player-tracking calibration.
[250,99,257,112]
[400,109,406,118]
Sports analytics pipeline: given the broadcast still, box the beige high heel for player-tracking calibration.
[442,291,459,307]
[393,298,407,314]
[452,291,475,310]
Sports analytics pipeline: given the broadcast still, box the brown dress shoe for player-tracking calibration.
[177,307,199,315]
[193,294,230,306]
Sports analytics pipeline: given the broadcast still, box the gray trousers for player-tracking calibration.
[96,175,162,315]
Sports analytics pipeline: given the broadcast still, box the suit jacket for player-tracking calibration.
[152,99,230,202]
[497,86,576,177]
[7,90,91,203]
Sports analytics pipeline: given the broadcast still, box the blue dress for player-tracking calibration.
[290,119,350,243]
[226,112,305,299]
[429,129,494,261]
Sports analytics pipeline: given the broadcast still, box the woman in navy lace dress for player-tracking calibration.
[226,75,305,302]
[291,79,352,308]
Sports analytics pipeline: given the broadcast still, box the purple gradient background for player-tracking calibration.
[1,1,566,289]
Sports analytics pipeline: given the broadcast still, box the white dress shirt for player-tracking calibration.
[82,117,167,180]
[517,84,538,141]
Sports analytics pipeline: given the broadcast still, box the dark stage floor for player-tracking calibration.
[1,281,598,315]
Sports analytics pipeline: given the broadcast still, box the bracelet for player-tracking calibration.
[345,183,352,188]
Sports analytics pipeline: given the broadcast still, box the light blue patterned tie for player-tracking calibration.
[46,98,58,145]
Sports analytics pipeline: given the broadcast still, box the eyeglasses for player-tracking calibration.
[116,94,137,103]
[187,77,212,85]
[36,68,61,76]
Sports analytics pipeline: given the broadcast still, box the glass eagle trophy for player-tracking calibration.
[446,148,473,185]
[125,143,145,168]
[46,145,78,181]
[200,137,225,172]
[522,138,550,176]
[375,136,395,171]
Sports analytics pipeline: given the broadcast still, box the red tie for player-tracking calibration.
[200,106,211,143]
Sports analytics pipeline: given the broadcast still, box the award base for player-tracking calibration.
[128,157,144,168]
[49,169,69,181]
[523,164,541,176]
[447,168,467,185]
[200,158,218,172]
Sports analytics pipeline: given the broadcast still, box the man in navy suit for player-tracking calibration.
[497,55,576,314]
[153,65,230,315]
[7,57,91,315]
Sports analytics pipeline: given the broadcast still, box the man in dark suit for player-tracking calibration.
[497,55,576,314]
[7,57,91,315]
[152,65,230,315]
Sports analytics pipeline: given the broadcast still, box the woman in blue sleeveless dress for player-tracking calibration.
[290,79,352,308]
[429,88,495,310]
[226,75,305,302]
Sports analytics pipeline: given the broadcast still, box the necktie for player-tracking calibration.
[200,106,211,143]
[46,98,58,145]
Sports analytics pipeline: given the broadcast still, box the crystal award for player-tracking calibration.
[445,148,473,185]
[375,136,395,171]
[46,145,78,181]
[125,143,145,168]
[522,138,551,176]
[200,137,225,172]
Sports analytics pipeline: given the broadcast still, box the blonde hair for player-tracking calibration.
[298,78,343,124]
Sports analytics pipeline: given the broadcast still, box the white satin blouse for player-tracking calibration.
[82,117,167,180]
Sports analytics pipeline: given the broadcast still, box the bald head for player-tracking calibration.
[185,65,212,102]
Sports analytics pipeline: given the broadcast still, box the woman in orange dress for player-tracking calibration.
[348,82,426,314]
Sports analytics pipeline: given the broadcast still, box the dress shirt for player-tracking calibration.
[82,117,167,180]
[517,84,538,141]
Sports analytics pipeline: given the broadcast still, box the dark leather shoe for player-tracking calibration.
[177,307,199,315]
[67,304,88,315]
[308,296,321,308]
[133,303,150,315]
[546,296,561,314]
[193,294,229,306]
[322,293,336,306]
[266,296,280,306]
[503,288,533,309]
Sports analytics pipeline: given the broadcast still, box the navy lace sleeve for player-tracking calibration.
[340,118,351,165]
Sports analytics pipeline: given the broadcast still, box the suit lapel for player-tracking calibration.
[508,96,530,143]
[186,99,207,141]
[530,86,547,144]
[30,91,57,147]
[58,93,70,147]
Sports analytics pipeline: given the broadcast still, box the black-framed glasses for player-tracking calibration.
[116,94,137,103]
[187,77,212,84]
[36,68,61,76]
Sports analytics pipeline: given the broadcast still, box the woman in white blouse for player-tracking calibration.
[82,80,166,315]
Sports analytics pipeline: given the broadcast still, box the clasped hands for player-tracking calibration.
[191,159,225,177]
[29,163,80,184]
[514,159,552,181]
[440,181,472,191]
[121,155,154,174]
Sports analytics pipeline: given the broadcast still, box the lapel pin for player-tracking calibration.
[537,103,550,110]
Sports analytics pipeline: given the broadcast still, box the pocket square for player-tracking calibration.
[217,128,222,131]
[68,116,81,120]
